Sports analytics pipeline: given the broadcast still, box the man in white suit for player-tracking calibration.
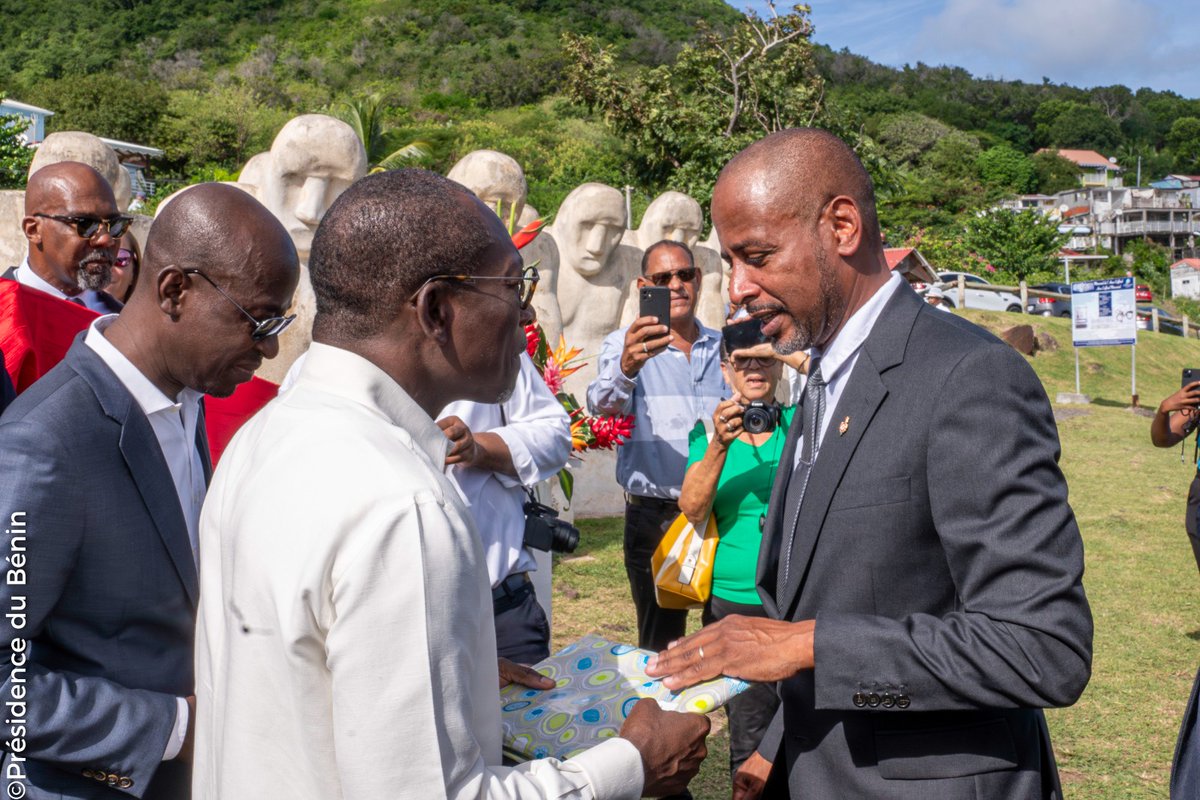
[193,168,709,799]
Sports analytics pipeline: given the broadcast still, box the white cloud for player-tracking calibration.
[915,0,1183,90]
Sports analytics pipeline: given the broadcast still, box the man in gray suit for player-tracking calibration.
[0,183,299,798]
[648,129,1092,799]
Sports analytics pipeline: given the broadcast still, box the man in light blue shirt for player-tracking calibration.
[587,240,727,653]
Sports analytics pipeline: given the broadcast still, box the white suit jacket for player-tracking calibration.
[193,343,642,799]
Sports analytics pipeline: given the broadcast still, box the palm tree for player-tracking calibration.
[335,93,430,173]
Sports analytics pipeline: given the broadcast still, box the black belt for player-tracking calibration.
[492,572,532,603]
[626,493,678,511]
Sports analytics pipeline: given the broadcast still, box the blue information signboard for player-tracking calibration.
[1071,277,1137,348]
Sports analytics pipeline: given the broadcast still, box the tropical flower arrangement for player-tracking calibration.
[508,212,634,501]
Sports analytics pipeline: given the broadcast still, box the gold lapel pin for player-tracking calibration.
[838,416,850,436]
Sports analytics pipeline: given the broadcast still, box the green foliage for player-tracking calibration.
[1032,150,1082,194]
[0,114,34,189]
[963,208,1069,282]
[1166,117,1200,173]
[875,112,952,166]
[155,85,290,176]
[976,145,1035,195]
[333,93,430,172]
[1124,239,1173,299]
[1034,99,1122,153]
[562,4,823,204]
[34,74,168,143]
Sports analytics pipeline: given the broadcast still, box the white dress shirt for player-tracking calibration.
[193,343,643,800]
[439,353,572,587]
[797,272,903,464]
[83,314,205,761]
[15,258,71,300]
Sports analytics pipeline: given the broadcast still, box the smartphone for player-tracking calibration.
[1183,368,1200,389]
[639,286,671,328]
[722,317,769,353]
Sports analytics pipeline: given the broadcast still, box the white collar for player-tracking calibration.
[811,271,903,381]
[84,315,203,416]
[294,342,451,469]
[17,258,71,301]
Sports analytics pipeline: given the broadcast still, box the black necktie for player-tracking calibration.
[778,360,825,593]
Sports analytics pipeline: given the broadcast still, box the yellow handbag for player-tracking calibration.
[652,512,719,610]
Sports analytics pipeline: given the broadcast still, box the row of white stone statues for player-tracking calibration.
[2,113,734,395]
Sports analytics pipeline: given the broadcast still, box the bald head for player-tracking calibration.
[720,128,881,254]
[140,183,297,298]
[25,161,115,214]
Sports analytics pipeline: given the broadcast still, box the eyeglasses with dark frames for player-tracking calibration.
[408,265,540,310]
[33,213,133,240]
[183,268,296,341]
[645,266,699,287]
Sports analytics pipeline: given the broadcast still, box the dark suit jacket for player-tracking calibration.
[757,284,1092,799]
[0,339,208,799]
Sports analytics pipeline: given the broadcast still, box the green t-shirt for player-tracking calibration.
[686,405,795,605]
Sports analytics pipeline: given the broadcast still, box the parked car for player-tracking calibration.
[1027,282,1072,317]
[1136,284,1153,303]
[1136,306,1183,336]
[936,272,1023,312]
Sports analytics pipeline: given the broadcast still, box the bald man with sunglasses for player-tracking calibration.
[587,240,727,676]
[4,162,129,314]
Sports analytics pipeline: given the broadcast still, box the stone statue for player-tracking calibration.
[619,191,726,330]
[447,149,528,226]
[545,182,640,395]
[445,150,564,346]
[28,132,132,212]
[230,114,367,383]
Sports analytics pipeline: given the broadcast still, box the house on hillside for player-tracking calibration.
[0,99,53,145]
[1172,258,1200,299]
[1038,148,1122,188]
[884,247,938,284]
[99,137,164,198]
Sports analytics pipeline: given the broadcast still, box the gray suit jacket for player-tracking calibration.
[0,339,207,799]
[756,284,1092,799]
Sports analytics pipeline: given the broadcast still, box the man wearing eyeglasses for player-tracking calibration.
[0,182,299,799]
[587,241,727,662]
[4,161,127,314]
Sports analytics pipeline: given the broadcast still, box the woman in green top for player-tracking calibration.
[678,334,804,781]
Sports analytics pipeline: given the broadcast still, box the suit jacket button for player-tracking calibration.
[853,692,867,707]
[866,693,881,707]
[93,772,107,782]
[82,769,94,779]
[896,694,911,709]
[107,773,119,786]
[119,777,134,789]
[881,693,895,708]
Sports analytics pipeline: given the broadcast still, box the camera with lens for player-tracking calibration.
[742,400,781,434]
[522,499,581,553]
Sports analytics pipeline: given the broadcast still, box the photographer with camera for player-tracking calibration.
[439,351,574,665]
[676,320,800,781]
[1151,377,1200,575]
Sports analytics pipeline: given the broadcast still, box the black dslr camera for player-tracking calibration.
[522,499,581,553]
[742,400,781,434]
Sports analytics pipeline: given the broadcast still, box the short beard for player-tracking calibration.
[773,247,847,355]
[75,254,113,292]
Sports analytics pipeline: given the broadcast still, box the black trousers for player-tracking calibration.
[623,498,690,652]
[493,578,550,665]
[703,596,782,777]
[1186,474,1200,575]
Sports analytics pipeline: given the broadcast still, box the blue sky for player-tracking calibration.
[731,0,1199,98]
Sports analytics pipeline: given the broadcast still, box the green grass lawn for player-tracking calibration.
[549,312,1200,799]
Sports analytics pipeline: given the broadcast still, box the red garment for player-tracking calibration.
[0,278,277,464]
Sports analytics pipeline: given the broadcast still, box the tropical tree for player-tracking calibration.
[0,114,34,189]
[335,93,430,173]
[963,208,1069,283]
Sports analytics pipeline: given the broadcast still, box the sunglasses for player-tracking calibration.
[183,268,296,341]
[645,267,699,287]
[409,265,540,310]
[34,213,133,239]
[727,354,775,370]
[115,249,133,269]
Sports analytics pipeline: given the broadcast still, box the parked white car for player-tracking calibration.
[936,272,1023,312]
